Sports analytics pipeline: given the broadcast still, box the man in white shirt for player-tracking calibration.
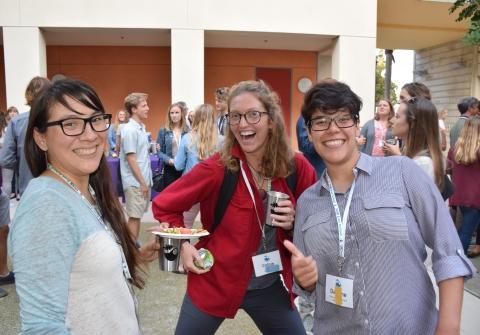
[120,93,152,240]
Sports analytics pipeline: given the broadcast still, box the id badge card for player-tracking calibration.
[252,250,283,277]
[325,274,354,308]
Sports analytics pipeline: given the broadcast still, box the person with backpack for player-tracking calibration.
[152,80,316,335]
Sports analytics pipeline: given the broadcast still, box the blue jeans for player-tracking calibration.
[458,206,480,253]
[174,279,306,335]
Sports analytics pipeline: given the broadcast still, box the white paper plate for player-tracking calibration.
[151,230,210,239]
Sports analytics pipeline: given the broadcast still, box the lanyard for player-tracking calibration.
[47,163,142,330]
[48,164,133,280]
[240,161,267,252]
[325,169,357,273]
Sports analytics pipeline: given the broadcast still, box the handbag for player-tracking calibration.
[152,160,166,192]
[441,174,454,200]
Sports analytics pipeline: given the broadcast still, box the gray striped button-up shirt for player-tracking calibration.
[294,153,476,335]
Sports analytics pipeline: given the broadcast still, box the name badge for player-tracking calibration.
[252,250,283,277]
[325,274,354,308]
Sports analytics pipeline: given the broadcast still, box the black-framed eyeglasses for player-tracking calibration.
[308,114,356,131]
[44,113,112,136]
[227,110,269,125]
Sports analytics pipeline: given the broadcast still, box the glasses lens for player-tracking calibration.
[310,117,331,131]
[245,111,261,124]
[91,114,111,132]
[336,115,354,128]
[61,119,85,136]
[228,113,240,125]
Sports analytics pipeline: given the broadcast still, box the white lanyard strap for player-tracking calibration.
[239,161,266,248]
[325,169,357,272]
[47,163,132,281]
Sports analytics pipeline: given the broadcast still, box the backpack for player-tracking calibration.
[211,162,297,233]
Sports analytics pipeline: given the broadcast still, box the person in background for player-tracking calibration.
[186,109,195,130]
[174,103,218,228]
[384,97,445,190]
[0,77,50,196]
[296,115,325,177]
[398,82,432,103]
[0,111,11,298]
[156,102,189,188]
[0,77,50,295]
[447,116,480,255]
[287,79,476,334]
[9,79,159,333]
[215,87,230,138]
[0,184,9,299]
[5,106,19,124]
[450,96,479,147]
[1,107,17,198]
[152,80,316,334]
[438,108,448,151]
[107,110,128,156]
[357,99,395,156]
[121,93,153,241]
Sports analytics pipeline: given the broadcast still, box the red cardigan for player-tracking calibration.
[152,146,317,318]
[448,148,480,208]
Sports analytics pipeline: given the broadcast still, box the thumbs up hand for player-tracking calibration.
[283,240,318,292]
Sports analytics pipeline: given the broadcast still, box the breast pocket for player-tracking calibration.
[301,208,337,257]
[363,193,408,242]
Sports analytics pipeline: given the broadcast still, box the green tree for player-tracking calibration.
[450,0,480,45]
[375,53,397,103]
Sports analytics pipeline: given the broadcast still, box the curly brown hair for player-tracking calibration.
[220,80,294,178]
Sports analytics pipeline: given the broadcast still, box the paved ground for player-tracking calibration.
[1,201,479,334]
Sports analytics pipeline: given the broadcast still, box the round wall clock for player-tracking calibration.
[297,77,312,93]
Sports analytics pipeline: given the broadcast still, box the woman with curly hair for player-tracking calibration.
[152,80,316,334]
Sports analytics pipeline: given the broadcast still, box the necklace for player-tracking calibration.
[246,161,271,192]
[46,163,141,325]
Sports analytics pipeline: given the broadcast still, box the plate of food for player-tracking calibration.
[150,227,210,239]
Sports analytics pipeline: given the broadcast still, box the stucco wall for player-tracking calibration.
[414,40,477,129]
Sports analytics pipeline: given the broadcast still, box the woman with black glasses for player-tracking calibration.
[9,79,159,334]
[152,80,316,335]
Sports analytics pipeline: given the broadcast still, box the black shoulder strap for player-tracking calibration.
[212,167,239,233]
[286,161,297,196]
[211,159,298,234]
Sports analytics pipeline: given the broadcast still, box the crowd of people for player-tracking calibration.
[0,74,478,334]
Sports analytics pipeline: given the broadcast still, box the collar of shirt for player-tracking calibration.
[319,152,373,192]
[128,118,145,131]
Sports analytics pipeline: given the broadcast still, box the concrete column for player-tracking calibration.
[332,35,376,124]
[3,27,47,113]
[171,29,204,108]
[317,55,332,81]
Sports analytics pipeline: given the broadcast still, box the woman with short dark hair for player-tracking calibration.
[287,79,475,335]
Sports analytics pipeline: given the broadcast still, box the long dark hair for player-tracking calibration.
[402,97,444,191]
[25,79,145,288]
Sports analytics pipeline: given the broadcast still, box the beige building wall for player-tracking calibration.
[0,0,378,120]
[414,40,480,148]
[414,40,477,130]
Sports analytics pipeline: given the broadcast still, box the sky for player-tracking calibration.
[389,49,414,98]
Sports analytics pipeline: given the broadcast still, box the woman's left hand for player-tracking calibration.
[270,199,295,231]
